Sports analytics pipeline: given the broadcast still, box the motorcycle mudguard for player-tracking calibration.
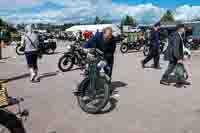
[63,52,76,63]
[74,78,89,96]
[99,73,110,82]
[0,109,25,131]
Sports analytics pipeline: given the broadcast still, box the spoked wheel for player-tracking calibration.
[58,54,74,72]
[143,46,149,56]
[16,46,25,55]
[77,77,110,114]
[0,124,11,133]
[120,44,128,53]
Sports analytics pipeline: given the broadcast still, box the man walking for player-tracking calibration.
[22,25,40,83]
[160,24,191,85]
[141,22,161,69]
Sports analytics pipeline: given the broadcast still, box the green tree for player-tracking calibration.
[0,18,3,26]
[121,15,137,26]
[120,15,137,32]
[0,18,7,27]
[160,10,175,23]
[94,16,102,24]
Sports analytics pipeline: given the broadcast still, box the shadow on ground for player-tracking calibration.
[0,71,59,83]
[0,73,30,83]
[112,81,128,90]
[0,56,13,60]
[39,71,59,79]
[60,67,84,73]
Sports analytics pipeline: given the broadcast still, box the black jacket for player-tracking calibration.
[149,30,160,48]
[83,32,116,64]
[164,32,184,62]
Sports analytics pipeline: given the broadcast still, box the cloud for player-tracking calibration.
[175,5,200,21]
[112,3,165,24]
[1,0,200,24]
[0,0,40,9]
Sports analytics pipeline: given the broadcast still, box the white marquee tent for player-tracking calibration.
[65,24,121,36]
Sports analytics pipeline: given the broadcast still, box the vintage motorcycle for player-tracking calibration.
[0,81,29,133]
[120,38,145,53]
[58,40,87,72]
[16,35,57,55]
[74,49,111,114]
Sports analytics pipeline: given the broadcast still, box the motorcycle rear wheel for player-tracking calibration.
[76,77,110,114]
[45,48,55,55]
[15,46,25,55]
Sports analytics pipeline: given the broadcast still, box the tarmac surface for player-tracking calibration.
[1,41,200,133]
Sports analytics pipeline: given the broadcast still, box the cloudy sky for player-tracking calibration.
[0,0,200,24]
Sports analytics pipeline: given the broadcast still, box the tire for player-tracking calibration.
[58,54,74,72]
[16,46,25,55]
[77,77,110,114]
[120,44,128,53]
[143,46,149,56]
[45,48,55,55]
[0,110,25,133]
[46,42,57,55]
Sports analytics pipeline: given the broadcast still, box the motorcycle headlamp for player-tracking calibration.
[66,45,71,50]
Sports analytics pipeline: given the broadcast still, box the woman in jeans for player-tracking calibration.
[21,25,40,82]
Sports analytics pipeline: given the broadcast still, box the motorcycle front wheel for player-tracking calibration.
[58,54,74,72]
[0,124,11,133]
[15,45,25,55]
[76,77,110,114]
[0,110,26,133]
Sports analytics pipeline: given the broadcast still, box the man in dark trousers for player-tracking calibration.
[141,22,161,69]
[83,27,116,79]
[160,24,191,85]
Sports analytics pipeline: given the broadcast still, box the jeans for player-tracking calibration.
[25,51,38,70]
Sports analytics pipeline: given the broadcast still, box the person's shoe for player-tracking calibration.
[31,76,40,83]
[30,74,36,82]
[178,80,191,85]
[151,64,161,69]
[141,61,145,68]
[160,80,170,86]
[154,66,162,70]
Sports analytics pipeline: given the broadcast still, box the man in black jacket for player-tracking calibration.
[141,22,161,69]
[83,27,117,78]
[160,24,191,85]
